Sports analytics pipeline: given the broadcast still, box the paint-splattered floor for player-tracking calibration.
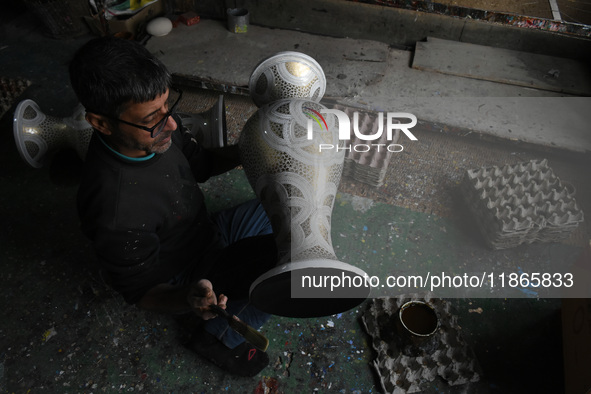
[1,151,578,392]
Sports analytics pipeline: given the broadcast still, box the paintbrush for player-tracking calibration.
[209,304,269,352]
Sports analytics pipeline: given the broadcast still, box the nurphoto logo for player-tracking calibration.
[304,108,418,152]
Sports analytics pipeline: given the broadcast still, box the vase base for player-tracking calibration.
[249,259,370,318]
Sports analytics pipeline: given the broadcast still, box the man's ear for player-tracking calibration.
[85,112,113,136]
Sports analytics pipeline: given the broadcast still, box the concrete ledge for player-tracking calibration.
[197,0,591,61]
[147,20,591,154]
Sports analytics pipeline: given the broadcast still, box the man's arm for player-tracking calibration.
[208,144,241,176]
[135,283,192,314]
[180,129,241,181]
[136,279,228,319]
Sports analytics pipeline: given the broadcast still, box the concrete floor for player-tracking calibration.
[1,4,590,394]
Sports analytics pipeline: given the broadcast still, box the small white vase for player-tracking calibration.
[13,99,92,168]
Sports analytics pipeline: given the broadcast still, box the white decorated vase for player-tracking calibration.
[248,51,326,108]
[239,98,370,317]
[13,99,93,168]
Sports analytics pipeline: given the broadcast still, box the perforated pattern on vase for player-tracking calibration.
[14,100,93,167]
[239,99,344,263]
[249,52,326,108]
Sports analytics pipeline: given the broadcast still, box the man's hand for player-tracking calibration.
[187,279,228,320]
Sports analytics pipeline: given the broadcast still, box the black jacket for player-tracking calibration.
[77,127,219,303]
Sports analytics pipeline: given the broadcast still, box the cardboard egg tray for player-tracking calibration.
[461,159,584,249]
[361,294,481,394]
[330,104,399,187]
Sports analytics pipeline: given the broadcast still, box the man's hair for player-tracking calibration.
[69,37,172,117]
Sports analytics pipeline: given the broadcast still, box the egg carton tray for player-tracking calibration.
[330,104,399,187]
[361,294,481,394]
[461,159,584,249]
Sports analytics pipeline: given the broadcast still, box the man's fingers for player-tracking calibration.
[192,279,213,296]
[198,306,216,320]
[187,281,228,319]
[196,285,213,298]
[217,294,228,309]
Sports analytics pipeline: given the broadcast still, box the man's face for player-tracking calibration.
[108,89,178,157]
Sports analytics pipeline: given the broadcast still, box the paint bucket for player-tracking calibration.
[227,8,249,34]
[395,300,439,356]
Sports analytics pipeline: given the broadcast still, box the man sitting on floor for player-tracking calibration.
[69,36,277,377]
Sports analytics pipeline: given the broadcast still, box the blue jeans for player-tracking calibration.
[204,200,274,348]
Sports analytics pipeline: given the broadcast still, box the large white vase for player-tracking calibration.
[248,51,326,108]
[239,99,370,317]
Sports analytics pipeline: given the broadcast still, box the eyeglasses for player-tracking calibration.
[106,88,183,138]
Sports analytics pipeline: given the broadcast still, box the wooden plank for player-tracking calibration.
[548,0,562,21]
[412,37,591,96]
